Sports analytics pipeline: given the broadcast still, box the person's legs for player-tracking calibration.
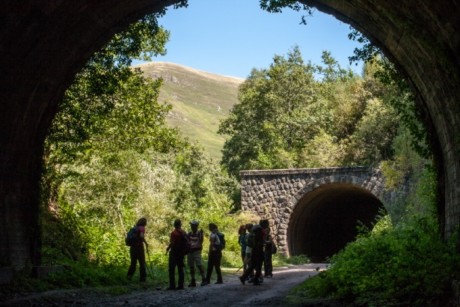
[139,247,147,282]
[215,250,223,283]
[127,247,137,280]
[253,251,263,285]
[261,250,266,275]
[190,251,205,284]
[168,252,176,289]
[205,251,214,284]
[187,253,196,286]
[245,254,254,280]
[241,250,247,272]
[177,255,185,289]
[265,250,273,277]
[193,250,206,284]
[239,253,255,284]
[197,262,206,283]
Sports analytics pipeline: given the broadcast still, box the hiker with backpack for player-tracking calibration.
[238,225,247,271]
[126,217,148,282]
[239,223,264,286]
[242,223,254,281]
[187,220,206,287]
[166,219,188,290]
[260,219,274,278]
[203,223,225,285]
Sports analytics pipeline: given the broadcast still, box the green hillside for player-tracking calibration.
[135,62,243,160]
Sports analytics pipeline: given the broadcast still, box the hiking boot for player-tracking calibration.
[188,280,196,287]
[215,280,223,284]
[166,287,176,290]
[201,281,209,286]
[176,286,185,290]
[239,276,245,285]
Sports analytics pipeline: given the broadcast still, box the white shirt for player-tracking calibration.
[210,231,220,251]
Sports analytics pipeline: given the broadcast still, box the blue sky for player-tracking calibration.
[145,0,363,79]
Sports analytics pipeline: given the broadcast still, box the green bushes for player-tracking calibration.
[322,219,460,305]
[298,215,460,306]
[290,160,460,306]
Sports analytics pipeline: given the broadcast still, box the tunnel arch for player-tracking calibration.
[1,0,460,268]
[287,183,384,262]
[240,167,389,257]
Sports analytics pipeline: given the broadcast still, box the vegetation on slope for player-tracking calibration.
[135,62,243,160]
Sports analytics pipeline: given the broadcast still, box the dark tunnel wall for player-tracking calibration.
[1,0,460,269]
[288,183,384,262]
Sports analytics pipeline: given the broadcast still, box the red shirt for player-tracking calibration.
[169,228,186,252]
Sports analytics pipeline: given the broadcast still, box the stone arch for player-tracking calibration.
[286,173,386,208]
[1,0,460,268]
[283,177,386,262]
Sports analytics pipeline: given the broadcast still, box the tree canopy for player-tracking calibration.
[218,47,402,178]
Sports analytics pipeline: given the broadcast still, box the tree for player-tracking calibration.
[42,12,174,205]
[40,11,179,263]
[219,47,409,176]
[218,47,323,177]
[348,29,430,158]
[259,0,313,24]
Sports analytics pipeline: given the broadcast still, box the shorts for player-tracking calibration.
[187,250,203,267]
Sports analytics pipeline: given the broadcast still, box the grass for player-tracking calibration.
[136,62,243,160]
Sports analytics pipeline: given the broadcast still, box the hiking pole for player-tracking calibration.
[146,244,154,280]
[236,256,249,274]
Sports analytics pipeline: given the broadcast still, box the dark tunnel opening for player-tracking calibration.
[287,183,384,262]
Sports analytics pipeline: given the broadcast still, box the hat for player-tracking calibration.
[190,220,199,226]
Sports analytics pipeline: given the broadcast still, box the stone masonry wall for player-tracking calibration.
[240,167,390,255]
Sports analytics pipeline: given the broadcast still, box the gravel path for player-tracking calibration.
[2,263,330,306]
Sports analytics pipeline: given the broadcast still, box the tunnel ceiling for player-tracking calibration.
[288,183,384,262]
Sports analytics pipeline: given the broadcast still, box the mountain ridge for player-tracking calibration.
[134,61,244,160]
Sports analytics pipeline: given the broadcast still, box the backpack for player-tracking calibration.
[271,243,277,254]
[215,232,226,250]
[266,240,277,254]
[125,226,138,246]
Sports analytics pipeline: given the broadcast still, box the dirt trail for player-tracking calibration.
[2,263,330,306]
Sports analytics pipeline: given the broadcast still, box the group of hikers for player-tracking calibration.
[238,219,276,285]
[125,217,276,289]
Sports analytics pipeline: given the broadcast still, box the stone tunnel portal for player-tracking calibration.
[288,183,384,262]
